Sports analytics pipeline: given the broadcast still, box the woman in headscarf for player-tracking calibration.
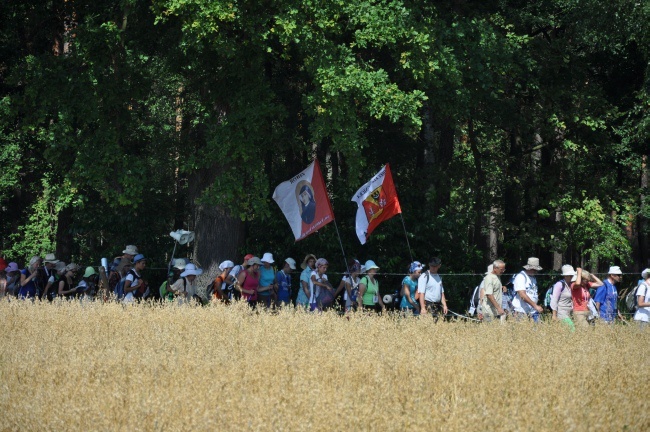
[3,262,21,297]
[309,258,333,311]
[400,261,423,315]
[19,256,42,299]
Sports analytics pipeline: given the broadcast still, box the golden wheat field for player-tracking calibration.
[1,300,648,432]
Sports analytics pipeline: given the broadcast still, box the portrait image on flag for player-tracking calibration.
[272,160,335,241]
[351,164,402,244]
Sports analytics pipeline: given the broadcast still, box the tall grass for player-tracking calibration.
[1,299,648,431]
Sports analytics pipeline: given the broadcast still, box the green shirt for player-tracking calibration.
[361,276,379,306]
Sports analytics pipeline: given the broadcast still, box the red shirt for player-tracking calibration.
[240,270,259,301]
[571,281,592,311]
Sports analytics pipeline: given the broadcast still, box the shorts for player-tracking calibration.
[425,301,442,321]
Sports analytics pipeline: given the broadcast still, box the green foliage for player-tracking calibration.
[1,0,649,293]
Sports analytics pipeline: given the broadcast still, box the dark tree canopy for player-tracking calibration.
[1,1,649,291]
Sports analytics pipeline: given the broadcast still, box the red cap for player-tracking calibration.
[244,253,254,261]
[0,257,7,272]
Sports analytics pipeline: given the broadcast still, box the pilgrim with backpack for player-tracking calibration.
[632,268,650,328]
[548,265,577,328]
[169,263,204,304]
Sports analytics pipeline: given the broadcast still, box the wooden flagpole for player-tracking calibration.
[400,213,414,263]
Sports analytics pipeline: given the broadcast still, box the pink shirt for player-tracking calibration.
[241,270,259,301]
[571,282,592,311]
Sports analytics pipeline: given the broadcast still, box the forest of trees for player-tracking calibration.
[1,0,649,279]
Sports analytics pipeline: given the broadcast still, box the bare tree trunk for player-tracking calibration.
[421,103,436,166]
[191,204,245,278]
[639,153,649,268]
[488,206,498,261]
[55,205,74,261]
[468,117,485,253]
[186,163,246,284]
[553,210,562,271]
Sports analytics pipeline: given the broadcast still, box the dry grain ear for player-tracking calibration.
[1,300,643,430]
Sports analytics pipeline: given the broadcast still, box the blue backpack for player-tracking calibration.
[114,276,127,299]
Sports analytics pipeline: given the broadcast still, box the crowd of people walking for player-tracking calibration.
[1,246,649,328]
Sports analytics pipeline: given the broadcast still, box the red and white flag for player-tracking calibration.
[272,160,335,241]
[351,164,402,244]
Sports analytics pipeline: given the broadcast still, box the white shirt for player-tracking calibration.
[309,271,328,304]
[342,275,360,302]
[123,270,142,303]
[417,271,444,303]
[171,276,198,299]
[228,265,243,281]
[125,269,142,288]
[512,271,538,314]
[634,282,650,322]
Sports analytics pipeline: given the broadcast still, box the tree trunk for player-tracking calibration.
[187,166,246,282]
[640,153,649,268]
[553,210,562,271]
[468,117,486,255]
[55,205,74,261]
[435,123,454,215]
[488,206,498,261]
[191,203,245,279]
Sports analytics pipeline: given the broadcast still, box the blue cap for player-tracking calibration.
[133,254,147,263]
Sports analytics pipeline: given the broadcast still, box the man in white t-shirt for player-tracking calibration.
[417,257,448,321]
[633,268,650,329]
[511,257,544,322]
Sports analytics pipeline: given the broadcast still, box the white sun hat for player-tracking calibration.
[607,266,622,275]
[561,265,577,276]
[180,263,203,277]
[261,252,275,264]
[219,260,235,271]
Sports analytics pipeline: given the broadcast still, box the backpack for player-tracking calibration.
[469,284,481,316]
[210,274,228,300]
[159,280,175,301]
[625,281,646,313]
[118,270,145,300]
[114,276,127,299]
[544,280,568,310]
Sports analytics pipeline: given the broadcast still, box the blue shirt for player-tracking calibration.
[259,266,275,296]
[276,270,291,303]
[297,267,312,305]
[594,279,618,322]
[19,269,37,299]
[400,276,418,309]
